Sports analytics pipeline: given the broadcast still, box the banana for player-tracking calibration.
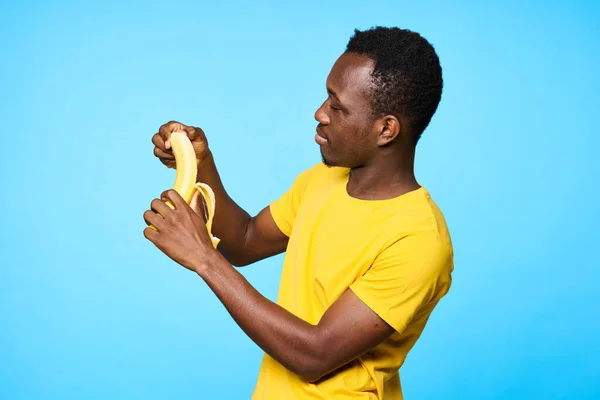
[149,131,220,248]
[169,131,198,204]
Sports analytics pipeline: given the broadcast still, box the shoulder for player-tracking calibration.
[421,189,453,249]
[379,188,454,276]
[387,187,453,250]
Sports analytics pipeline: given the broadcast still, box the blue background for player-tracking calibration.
[1,1,599,399]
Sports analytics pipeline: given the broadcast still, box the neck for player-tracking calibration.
[346,146,419,200]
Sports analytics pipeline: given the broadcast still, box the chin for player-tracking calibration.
[320,148,352,169]
[321,154,335,168]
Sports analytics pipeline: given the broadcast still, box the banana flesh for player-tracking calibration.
[149,131,220,248]
[170,130,198,204]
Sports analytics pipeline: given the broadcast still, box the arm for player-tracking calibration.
[144,190,450,383]
[196,251,394,382]
[193,151,289,266]
[191,227,450,382]
[144,189,392,382]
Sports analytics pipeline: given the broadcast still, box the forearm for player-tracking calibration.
[195,253,324,380]
[196,152,252,265]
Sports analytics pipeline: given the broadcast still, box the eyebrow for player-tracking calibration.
[327,87,340,100]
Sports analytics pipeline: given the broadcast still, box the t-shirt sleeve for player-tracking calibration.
[269,164,318,237]
[349,233,453,334]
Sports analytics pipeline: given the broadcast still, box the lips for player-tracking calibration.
[315,128,328,145]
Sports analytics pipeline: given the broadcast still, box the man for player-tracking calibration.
[144,26,453,399]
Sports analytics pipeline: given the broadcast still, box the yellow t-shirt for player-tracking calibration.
[252,163,454,400]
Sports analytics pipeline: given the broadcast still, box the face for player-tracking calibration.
[314,52,380,168]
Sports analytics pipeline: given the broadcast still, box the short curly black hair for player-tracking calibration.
[346,26,443,142]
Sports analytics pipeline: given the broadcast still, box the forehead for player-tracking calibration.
[327,52,374,102]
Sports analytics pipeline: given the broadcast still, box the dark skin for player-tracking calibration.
[145,52,420,382]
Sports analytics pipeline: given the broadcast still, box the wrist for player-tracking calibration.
[193,249,220,277]
[197,150,214,171]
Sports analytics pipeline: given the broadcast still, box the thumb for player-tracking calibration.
[185,125,196,141]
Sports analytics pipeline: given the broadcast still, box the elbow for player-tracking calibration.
[221,251,252,267]
[231,258,252,267]
[217,235,253,267]
[227,218,255,267]
[303,370,327,384]
[291,338,332,383]
[296,361,330,383]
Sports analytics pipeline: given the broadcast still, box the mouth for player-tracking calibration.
[315,127,328,146]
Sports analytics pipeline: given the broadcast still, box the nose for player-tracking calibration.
[314,99,330,125]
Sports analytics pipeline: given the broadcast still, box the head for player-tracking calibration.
[314,27,443,168]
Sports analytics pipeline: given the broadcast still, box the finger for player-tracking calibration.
[162,189,186,210]
[152,132,170,152]
[159,122,176,149]
[160,158,176,168]
[159,121,185,149]
[144,209,166,230]
[154,147,174,160]
[143,226,159,241]
[151,198,173,217]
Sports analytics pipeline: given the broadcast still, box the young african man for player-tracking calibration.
[144,26,454,400]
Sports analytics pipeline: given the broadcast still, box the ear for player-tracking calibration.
[376,115,401,146]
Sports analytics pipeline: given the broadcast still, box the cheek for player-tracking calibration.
[335,118,367,145]
[330,112,369,143]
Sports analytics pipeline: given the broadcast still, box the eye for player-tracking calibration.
[329,104,341,112]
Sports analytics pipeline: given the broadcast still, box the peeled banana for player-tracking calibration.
[149,131,220,248]
[169,130,199,205]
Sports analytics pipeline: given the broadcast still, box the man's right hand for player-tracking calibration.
[152,121,211,170]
